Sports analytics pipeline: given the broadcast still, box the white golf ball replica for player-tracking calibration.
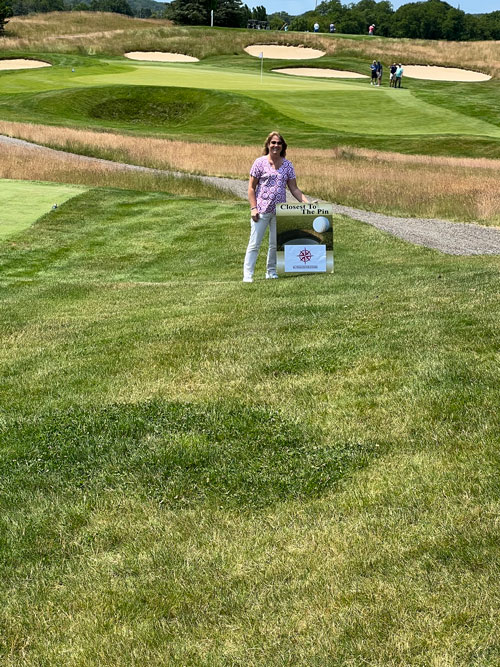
[312,216,330,233]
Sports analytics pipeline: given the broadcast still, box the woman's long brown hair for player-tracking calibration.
[263,131,287,158]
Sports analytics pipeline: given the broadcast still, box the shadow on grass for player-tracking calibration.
[1,400,377,509]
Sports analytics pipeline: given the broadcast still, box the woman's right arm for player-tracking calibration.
[248,176,260,221]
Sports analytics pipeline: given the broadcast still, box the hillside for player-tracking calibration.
[2,11,499,80]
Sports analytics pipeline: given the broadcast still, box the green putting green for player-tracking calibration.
[1,54,499,153]
[0,179,88,240]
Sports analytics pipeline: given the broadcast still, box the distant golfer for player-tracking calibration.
[314,22,320,33]
[243,132,309,282]
[370,60,378,85]
[395,63,404,88]
[389,62,397,87]
[368,23,375,35]
[376,60,383,86]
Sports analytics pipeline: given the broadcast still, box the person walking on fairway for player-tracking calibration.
[389,62,397,87]
[395,63,404,88]
[243,132,308,282]
[370,60,378,85]
[376,60,383,86]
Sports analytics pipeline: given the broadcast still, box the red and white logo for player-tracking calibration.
[298,248,312,264]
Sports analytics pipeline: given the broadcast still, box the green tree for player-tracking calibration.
[313,0,344,32]
[268,10,291,30]
[166,0,207,24]
[390,0,458,40]
[316,0,344,19]
[463,13,485,40]
[11,0,63,14]
[442,7,466,40]
[241,2,251,24]
[340,0,393,36]
[213,0,245,27]
[252,4,266,20]
[370,0,393,36]
[275,0,499,41]
[167,0,245,26]
[0,0,10,35]
[476,10,500,40]
[90,0,133,15]
[289,9,315,31]
[338,8,365,34]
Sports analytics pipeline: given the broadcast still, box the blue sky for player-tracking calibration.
[264,0,499,17]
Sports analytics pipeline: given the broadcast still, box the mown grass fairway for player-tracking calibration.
[1,188,500,663]
[1,48,500,155]
[0,179,87,239]
[1,13,500,664]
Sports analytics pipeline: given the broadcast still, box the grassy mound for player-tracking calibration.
[90,91,199,125]
[5,85,295,137]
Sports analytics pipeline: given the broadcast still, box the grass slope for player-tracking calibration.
[3,13,499,79]
[1,188,499,663]
[1,53,500,156]
[0,179,87,240]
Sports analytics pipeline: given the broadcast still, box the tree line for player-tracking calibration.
[0,0,160,23]
[293,0,500,41]
[1,0,500,41]
[166,0,500,38]
[0,0,266,29]
[165,0,266,28]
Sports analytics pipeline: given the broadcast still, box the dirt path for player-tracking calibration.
[2,134,499,256]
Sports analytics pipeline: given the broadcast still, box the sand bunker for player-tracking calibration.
[124,52,199,63]
[274,67,368,79]
[245,45,325,60]
[403,65,491,82]
[0,59,51,71]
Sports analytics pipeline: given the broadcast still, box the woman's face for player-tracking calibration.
[268,135,282,157]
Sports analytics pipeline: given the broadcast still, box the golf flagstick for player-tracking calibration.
[260,51,263,83]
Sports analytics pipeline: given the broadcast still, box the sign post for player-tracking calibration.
[276,202,334,275]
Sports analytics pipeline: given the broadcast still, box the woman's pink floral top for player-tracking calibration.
[250,156,296,214]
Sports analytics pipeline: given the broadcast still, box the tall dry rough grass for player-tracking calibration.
[2,12,499,77]
[0,136,233,198]
[301,148,500,223]
[2,13,167,55]
[1,121,499,224]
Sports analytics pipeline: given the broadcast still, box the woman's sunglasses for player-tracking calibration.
[269,141,282,145]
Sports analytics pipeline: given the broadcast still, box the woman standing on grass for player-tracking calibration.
[243,131,309,282]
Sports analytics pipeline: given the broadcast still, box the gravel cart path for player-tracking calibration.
[2,134,499,256]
